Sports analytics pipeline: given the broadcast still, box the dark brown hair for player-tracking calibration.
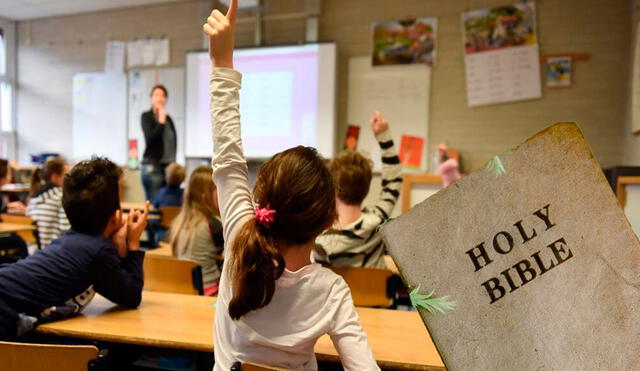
[31,157,66,196]
[328,150,373,205]
[0,159,9,180]
[62,157,122,235]
[150,84,168,98]
[228,146,336,320]
[165,162,186,187]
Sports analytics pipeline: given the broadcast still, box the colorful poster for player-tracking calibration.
[546,56,572,87]
[462,1,542,107]
[372,17,437,67]
[399,135,424,169]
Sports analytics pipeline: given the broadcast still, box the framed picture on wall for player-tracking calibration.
[371,17,437,67]
[545,56,572,88]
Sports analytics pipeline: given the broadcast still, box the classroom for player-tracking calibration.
[0,0,639,370]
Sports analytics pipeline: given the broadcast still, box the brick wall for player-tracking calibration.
[16,0,633,170]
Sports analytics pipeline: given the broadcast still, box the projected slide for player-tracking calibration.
[185,44,336,158]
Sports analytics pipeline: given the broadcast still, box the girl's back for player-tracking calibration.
[205,3,379,369]
[214,256,362,370]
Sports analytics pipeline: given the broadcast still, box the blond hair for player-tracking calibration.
[169,166,219,256]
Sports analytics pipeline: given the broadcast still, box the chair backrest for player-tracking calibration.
[328,266,397,307]
[231,361,289,371]
[0,341,98,371]
[159,206,181,229]
[143,255,203,295]
[0,214,38,246]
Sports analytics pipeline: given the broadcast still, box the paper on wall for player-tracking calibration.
[105,41,125,74]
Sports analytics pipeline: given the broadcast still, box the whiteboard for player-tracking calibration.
[73,73,127,164]
[128,67,185,163]
[347,56,431,171]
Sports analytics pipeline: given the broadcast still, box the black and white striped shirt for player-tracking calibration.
[26,184,70,248]
[315,129,403,268]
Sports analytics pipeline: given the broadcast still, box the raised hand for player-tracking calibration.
[203,0,238,68]
[370,110,389,135]
[126,201,150,251]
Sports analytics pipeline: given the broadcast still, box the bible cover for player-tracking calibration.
[381,123,640,370]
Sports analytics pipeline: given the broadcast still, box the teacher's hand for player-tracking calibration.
[153,105,167,124]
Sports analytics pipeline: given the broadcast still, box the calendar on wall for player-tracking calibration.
[462,0,542,107]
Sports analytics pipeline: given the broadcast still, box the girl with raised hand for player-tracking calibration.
[204,1,380,369]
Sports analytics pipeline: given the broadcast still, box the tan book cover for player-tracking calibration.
[381,123,640,370]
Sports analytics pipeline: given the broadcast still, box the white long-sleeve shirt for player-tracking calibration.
[210,67,380,371]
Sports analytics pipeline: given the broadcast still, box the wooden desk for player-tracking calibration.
[1,183,31,194]
[122,212,160,221]
[36,292,443,370]
[121,202,157,212]
[0,222,36,234]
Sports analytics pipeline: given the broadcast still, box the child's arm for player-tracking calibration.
[370,111,402,221]
[204,1,254,246]
[91,204,149,308]
[329,280,381,370]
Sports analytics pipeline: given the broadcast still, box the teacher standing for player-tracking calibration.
[141,84,177,202]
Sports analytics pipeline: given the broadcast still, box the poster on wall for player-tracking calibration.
[372,17,437,66]
[545,56,572,88]
[462,0,542,107]
[399,135,425,169]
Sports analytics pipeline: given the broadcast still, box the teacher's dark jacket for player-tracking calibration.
[141,109,177,164]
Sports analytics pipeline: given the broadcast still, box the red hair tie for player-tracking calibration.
[254,204,276,227]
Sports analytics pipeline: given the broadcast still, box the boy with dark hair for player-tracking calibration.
[314,111,403,268]
[0,157,149,340]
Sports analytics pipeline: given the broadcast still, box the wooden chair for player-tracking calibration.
[147,241,173,257]
[231,361,290,371]
[159,206,181,229]
[143,255,203,295]
[1,213,40,250]
[0,341,105,371]
[328,266,402,307]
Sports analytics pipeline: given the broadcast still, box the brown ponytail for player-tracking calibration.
[228,219,285,320]
[31,157,66,196]
[227,146,336,320]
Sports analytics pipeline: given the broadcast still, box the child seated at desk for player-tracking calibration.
[0,157,149,340]
[0,159,27,214]
[149,162,185,244]
[27,157,70,247]
[169,165,223,296]
[205,3,379,369]
[313,111,403,269]
[152,162,185,209]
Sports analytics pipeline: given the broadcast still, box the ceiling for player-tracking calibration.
[0,0,193,21]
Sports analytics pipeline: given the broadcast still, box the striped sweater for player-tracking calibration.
[26,184,70,248]
[314,129,403,268]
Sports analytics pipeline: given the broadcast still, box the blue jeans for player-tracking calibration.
[140,163,167,202]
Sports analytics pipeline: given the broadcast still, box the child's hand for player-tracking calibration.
[370,110,389,135]
[126,201,150,251]
[203,0,238,68]
[111,210,128,258]
[7,201,26,213]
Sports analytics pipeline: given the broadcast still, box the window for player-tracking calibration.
[0,21,15,133]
